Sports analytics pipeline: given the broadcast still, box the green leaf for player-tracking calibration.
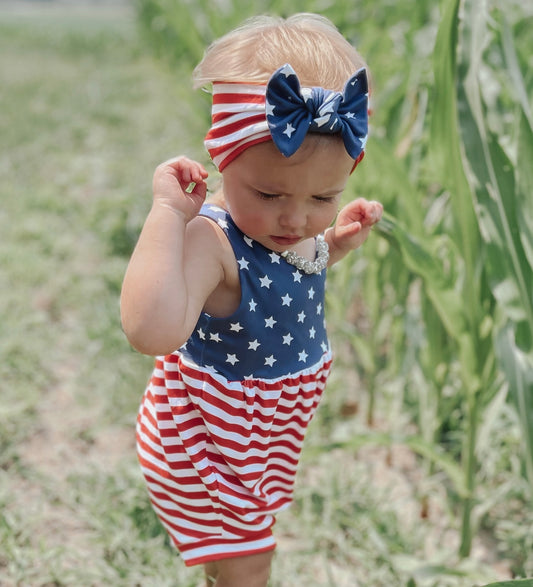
[456,1,533,349]
[375,214,467,341]
[496,323,533,486]
[516,108,533,284]
[480,580,533,587]
[305,430,469,498]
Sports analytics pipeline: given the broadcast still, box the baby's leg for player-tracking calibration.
[204,550,274,587]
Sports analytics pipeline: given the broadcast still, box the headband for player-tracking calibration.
[204,63,369,171]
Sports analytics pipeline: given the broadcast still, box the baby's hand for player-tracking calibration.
[152,156,209,222]
[330,198,383,255]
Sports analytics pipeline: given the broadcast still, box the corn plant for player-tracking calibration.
[454,0,533,488]
[435,0,532,554]
[373,0,533,558]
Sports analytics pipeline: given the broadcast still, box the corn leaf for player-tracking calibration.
[480,580,533,587]
[496,324,533,486]
[375,214,467,343]
[305,430,468,498]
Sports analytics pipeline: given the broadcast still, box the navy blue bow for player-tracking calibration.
[265,64,368,160]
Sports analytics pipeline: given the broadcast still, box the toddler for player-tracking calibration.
[121,13,382,587]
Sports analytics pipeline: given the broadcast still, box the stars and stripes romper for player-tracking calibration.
[136,204,332,566]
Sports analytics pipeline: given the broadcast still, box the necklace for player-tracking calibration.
[280,234,329,274]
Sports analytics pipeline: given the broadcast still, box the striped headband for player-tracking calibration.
[204,64,369,172]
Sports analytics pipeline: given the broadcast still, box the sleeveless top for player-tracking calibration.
[179,203,330,381]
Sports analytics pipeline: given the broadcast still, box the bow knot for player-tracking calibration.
[265,64,368,159]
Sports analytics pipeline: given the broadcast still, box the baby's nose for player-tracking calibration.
[280,206,307,230]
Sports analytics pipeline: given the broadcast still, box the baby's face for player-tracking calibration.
[221,136,354,252]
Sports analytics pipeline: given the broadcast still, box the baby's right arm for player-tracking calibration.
[120,157,224,355]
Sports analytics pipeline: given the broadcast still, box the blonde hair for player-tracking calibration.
[192,13,368,92]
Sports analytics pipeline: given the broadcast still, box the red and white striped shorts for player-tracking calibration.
[136,353,331,566]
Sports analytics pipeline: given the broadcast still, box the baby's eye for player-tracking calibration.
[257,192,280,200]
[313,195,337,203]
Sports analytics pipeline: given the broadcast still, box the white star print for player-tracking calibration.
[301,87,312,102]
[345,112,355,119]
[298,350,308,362]
[321,342,329,353]
[309,327,316,339]
[264,355,277,367]
[237,257,250,270]
[308,287,315,299]
[293,271,302,283]
[248,339,261,351]
[226,354,239,365]
[249,299,257,312]
[217,219,228,229]
[259,275,273,288]
[209,332,222,342]
[283,123,296,138]
[316,303,323,315]
[244,236,254,248]
[197,328,206,340]
[280,64,294,77]
[269,252,281,264]
[313,114,331,128]
[281,293,292,306]
[297,311,306,323]
[283,333,293,345]
[230,322,243,332]
[265,101,275,116]
[265,316,277,328]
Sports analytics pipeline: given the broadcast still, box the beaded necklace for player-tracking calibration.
[280,234,329,274]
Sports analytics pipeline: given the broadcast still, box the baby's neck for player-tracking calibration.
[207,190,226,209]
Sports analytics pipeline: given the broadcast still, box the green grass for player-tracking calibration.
[0,2,531,586]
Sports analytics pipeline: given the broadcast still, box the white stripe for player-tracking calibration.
[212,83,266,96]
[211,102,265,117]
[152,503,221,538]
[181,535,276,563]
[205,121,270,150]
[146,484,214,511]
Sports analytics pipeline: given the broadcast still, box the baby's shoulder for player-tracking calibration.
[187,209,239,283]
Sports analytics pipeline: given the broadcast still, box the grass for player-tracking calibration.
[0,2,531,586]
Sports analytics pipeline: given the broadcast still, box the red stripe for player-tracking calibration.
[208,113,266,135]
[212,92,265,105]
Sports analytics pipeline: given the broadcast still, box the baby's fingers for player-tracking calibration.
[166,156,208,188]
[365,201,383,225]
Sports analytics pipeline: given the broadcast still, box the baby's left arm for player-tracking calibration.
[325,198,383,266]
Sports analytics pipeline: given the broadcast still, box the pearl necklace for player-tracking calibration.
[280,234,329,274]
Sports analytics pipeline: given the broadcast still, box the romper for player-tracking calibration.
[136,204,332,566]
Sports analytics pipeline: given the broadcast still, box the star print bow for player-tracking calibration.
[265,64,368,159]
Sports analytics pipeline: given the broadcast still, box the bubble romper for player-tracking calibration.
[136,204,332,566]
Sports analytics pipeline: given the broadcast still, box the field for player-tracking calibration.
[1,1,532,586]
